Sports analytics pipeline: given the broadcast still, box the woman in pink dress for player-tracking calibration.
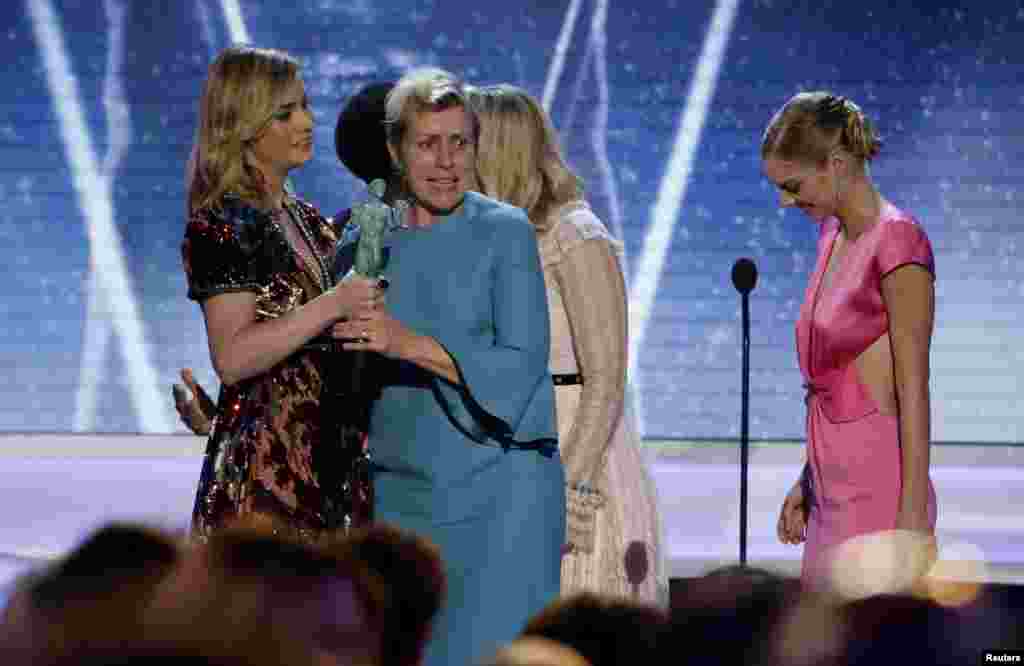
[762,92,937,589]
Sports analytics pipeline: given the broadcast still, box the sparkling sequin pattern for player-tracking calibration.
[183,195,372,542]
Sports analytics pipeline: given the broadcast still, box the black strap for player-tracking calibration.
[552,373,583,386]
[431,343,558,458]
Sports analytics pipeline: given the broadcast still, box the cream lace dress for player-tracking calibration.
[538,201,668,606]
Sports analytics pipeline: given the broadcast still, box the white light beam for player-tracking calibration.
[27,0,172,432]
[586,0,624,258]
[219,0,251,44]
[627,0,741,380]
[73,274,111,431]
[542,0,583,114]
[75,0,133,431]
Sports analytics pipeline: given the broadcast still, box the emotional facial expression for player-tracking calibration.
[247,78,314,179]
[394,105,474,215]
[762,156,836,222]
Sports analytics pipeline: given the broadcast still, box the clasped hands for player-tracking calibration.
[331,276,411,358]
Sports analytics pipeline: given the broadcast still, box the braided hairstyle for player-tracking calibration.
[761,92,881,166]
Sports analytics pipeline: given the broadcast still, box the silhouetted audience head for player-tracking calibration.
[836,593,1016,666]
[328,522,446,666]
[35,628,324,666]
[0,571,46,663]
[485,637,591,666]
[522,592,670,666]
[673,568,1023,666]
[10,519,1024,666]
[154,526,384,665]
[30,523,180,611]
[669,565,801,666]
[0,523,183,665]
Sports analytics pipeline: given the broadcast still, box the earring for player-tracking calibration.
[830,151,845,206]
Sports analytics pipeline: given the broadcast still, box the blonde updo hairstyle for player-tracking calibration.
[469,84,583,233]
[761,91,881,168]
[384,67,479,171]
[187,46,301,214]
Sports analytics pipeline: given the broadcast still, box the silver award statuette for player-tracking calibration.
[351,178,390,279]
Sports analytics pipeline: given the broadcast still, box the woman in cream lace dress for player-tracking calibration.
[472,85,667,605]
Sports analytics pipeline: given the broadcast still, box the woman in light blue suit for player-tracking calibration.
[332,67,565,666]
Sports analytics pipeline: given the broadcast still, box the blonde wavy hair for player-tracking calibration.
[761,91,882,166]
[469,84,582,232]
[187,46,300,214]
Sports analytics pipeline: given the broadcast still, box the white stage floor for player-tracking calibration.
[1,435,1022,600]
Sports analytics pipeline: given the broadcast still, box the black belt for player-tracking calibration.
[552,373,583,386]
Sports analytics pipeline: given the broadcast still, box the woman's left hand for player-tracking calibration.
[895,505,939,583]
[331,304,413,359]
[173,368,215,436]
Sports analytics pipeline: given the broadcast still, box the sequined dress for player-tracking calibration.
[182,194,371,541]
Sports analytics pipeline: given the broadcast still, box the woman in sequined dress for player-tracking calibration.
[181,46,381,541]
[172,82,400,437]
[471,85,667,605]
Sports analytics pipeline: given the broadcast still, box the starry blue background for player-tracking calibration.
[1,0,1021,442]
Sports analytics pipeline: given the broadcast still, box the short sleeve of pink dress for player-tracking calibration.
[795,202,937,586]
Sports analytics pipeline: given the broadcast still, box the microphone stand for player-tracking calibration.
[739,283,751,566]
[731,258,757,567]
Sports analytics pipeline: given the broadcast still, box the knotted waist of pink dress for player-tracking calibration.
[802,362,879,424]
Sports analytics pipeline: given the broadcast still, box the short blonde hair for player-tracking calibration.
[469,85,582,232]
[187,46,300,214]
[761,91,882,166]
[384,67,478,163]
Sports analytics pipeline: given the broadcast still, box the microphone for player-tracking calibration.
[731,257,758,295]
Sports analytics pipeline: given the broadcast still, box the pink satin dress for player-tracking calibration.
[796,202,938,585]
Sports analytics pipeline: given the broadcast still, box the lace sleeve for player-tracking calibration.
[551,213,628,488]
[546,201,624,262]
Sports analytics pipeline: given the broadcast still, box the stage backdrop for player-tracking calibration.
[1,0,1020,442]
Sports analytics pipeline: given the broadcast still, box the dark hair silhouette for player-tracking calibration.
[335,82,396,186]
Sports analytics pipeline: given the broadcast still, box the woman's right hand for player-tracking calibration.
[777,481,807,545]
[173,368,216,436]
[199,274,385,387]
[329,272,385,320]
